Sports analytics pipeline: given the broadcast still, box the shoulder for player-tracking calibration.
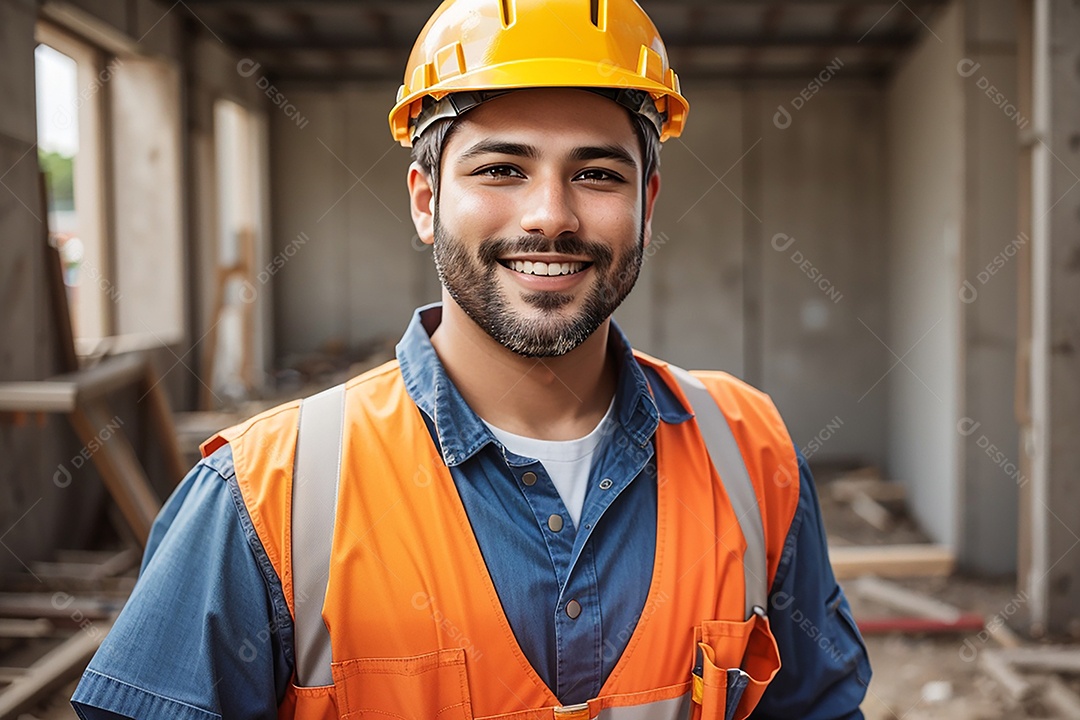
[634,349,801,580]
[199,359,404,460]
[633,349,791,446]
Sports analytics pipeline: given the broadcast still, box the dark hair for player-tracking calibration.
[411,105,661,200]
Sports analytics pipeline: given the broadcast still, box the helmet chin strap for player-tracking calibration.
[410,87,665,143]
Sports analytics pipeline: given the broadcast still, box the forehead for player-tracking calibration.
[444,88,639,156]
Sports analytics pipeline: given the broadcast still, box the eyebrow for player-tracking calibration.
[457,140,539,162]
[568,144,638,170]
[456,140,638,171]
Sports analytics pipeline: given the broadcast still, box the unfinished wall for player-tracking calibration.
[886,0,966,551]
[269,79,891,468]
[186,34,273,404]
[958,0,1021,574]
[754,82,889,466]
[0,0,85,572]
[885,0,1022,572]
[0,0,190,571]
[270,83,430,360]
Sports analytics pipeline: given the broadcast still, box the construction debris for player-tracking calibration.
[830,543,955,579]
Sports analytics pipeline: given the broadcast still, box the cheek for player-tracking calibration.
[440,187,514,233]
[588,195,642,236]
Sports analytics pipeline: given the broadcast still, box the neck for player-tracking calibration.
[429,293,618,441]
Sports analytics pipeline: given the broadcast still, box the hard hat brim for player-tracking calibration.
[389,57,689,147]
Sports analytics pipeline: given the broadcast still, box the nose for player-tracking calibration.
[519,175,580,238]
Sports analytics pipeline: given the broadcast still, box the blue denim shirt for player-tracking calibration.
[72,303,870,719]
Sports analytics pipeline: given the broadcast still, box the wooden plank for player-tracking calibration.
[0,381,77,413]
[0,593,124,621]
[998,647,1080,674]
[850,492,895,532]
[69,398,161,547]
[829,544,954,579]
[139,362,188,488]
[0,623,110,717]
[0,618,53,639]
[1044,675,1080,719]
[980,649,1034,701]
[0,352,147,413]
[40,171,78,375]
[853,576,963,622]
[830,476,907,503]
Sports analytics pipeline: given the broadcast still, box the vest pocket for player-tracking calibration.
[331,647,473,720]
[690,614,780,720]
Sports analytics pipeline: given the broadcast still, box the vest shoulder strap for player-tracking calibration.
[666,364,769,621]
[289,364,771,686]
[291,382,346,687]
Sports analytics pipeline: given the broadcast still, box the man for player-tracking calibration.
[73,0,870,718]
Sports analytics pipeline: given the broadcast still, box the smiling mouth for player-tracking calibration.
[497,259,593,277]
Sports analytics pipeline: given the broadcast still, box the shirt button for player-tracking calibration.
[599,478,613,490]
[522,471,537,486]
[547,514,564,532]
[565,599,582,619]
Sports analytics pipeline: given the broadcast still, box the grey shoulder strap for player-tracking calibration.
[291,383,346,687]
[667,365,768,620]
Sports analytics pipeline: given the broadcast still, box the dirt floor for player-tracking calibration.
[4,466,1078,719]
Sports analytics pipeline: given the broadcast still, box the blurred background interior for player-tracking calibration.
[1,0,1079,717]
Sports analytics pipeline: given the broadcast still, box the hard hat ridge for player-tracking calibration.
[388,0,690,146]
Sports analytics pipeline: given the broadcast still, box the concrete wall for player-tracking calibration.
[269,78,891,467]
[186,35,274,402]
[958,0,1022,574]
[269,84,432,359]
[885,0,965,551]
[885,0,1022,571]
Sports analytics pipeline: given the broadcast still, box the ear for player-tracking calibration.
[408,162,435,245]
[642,171,661,249]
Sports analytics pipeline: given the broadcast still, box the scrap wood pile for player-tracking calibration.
[824,467,1080,717]
[0,549,136,718]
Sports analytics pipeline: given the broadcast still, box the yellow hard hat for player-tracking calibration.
[388,0,689,146]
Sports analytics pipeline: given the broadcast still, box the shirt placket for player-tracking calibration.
[503,424,655,704]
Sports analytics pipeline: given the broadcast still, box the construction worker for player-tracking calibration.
[72,0,871,718]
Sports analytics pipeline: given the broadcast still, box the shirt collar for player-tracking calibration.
[396,303,691,467]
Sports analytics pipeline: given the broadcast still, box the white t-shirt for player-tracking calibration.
[482,395,617,530]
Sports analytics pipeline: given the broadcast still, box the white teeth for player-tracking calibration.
[507,260,585,276]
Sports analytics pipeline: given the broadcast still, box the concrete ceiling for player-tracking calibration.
[182,0,949,83]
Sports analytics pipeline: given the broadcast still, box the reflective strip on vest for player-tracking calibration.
[289,364,768,689]
[667,365,768,619]
[291,383,346,687]
[598,693,691,718]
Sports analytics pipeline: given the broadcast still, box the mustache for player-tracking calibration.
[477,235,614,268]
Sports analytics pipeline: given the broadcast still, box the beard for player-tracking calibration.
[432,217,644,357]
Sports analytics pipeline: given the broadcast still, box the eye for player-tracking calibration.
[474,164,524,179]
[574,168,626,184]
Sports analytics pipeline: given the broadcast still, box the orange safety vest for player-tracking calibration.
[201,351,800,720]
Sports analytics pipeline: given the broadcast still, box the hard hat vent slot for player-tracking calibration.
[499,0,515,28]
[590,0,606,30]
